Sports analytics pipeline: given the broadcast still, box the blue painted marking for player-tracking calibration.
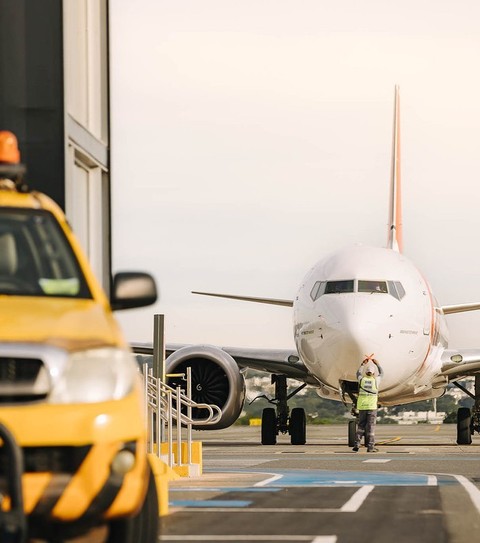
[207,468,444,487]
[170,500,252,508]
[268,470,433,487]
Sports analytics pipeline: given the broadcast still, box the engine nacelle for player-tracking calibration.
[166,345,246,430]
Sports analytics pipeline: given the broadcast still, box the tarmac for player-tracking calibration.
[159,424,480,543]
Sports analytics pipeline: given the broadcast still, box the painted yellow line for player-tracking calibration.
[376,436,402,445]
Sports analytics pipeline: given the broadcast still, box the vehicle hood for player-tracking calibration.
[0,296,126,351]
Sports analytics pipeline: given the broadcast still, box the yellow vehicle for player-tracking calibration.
[0,132,159,542]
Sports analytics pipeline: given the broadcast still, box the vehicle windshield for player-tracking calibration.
[0,208,91,298]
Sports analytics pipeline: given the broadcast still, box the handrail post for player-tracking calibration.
[148,368,155,454]
[176,385,182,466]
[142,364,150,453]
[187,366,192,465]
[156,373,162,458]
[167,390,174,467]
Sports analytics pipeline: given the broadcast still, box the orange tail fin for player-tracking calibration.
[387,85,403,253]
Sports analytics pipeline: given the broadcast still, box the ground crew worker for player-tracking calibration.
[352,358,383,453]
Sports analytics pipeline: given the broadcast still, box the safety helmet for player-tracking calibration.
[0,131,21,164]
[365,363,375,376]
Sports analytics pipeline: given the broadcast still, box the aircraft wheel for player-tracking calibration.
[107,464,159,543]
[261,407,277,445]
[348,419,357,447]
[457,407,472,445]
[290,407,306,445]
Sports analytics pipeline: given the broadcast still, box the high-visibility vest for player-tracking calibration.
[357,376,379,410]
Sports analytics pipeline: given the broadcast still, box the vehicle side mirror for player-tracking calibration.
[111,272,158,310]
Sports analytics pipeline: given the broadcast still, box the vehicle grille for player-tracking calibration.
[0,356,49,403]
[0,445,91,474]
[0,356,42,382]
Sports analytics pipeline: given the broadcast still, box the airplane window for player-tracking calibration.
[310,281,326,301]
[394,281,406,300]
[324,280,354,294]
[358,280,388,293]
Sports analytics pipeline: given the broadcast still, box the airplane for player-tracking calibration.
[134,86,480,446]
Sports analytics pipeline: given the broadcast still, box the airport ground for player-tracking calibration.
[160,424,480,543]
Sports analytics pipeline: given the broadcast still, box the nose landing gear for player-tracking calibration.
[253,374,307,445]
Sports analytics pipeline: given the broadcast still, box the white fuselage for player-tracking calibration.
[293,245,449,405]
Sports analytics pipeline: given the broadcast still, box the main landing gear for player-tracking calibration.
[454,375,480,445]
[254,375,307,445]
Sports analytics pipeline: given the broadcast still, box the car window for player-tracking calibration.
[0,209,92,298]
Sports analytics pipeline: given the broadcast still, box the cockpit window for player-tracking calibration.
[310,278,406,301]
[388,280,406,300]
[358,280,388,294]
[324,280,354,294]
[310,281,326,301]
[387,281,398,299]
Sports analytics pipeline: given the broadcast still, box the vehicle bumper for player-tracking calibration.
[0,388,148,522]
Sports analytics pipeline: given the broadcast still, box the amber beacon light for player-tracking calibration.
[0,130,21,164]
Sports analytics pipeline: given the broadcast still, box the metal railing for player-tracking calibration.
[140,362,222,469]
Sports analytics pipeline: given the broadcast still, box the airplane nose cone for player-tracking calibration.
[320,298,383,376]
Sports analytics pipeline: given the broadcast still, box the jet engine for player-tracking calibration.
[166,345,246,430]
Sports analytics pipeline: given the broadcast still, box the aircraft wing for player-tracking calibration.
[191,291,294,307]
[131,342,317,384]
[440,349,480,380]
[440,302,480,315]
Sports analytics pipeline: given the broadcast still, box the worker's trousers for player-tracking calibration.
[354,409,377,449]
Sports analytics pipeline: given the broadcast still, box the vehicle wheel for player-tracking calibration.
[457,407,472,445]
[348,419,357,447]
[261,408,277,445]
[290,407,306,445]
[107,465,159,543]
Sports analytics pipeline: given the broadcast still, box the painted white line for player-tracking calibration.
[362,459,391,464]
[427,475,437,486]
[453,475,480,514]
[254,473,284,487]
[159,537,337,541]
[340,485,375,512]
[170,507,348,513]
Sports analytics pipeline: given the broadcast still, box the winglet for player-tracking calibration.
[387,85,403,253]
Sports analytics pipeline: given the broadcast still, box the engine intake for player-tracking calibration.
[166,345,246,430]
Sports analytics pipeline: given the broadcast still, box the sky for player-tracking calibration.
[109,1,480,351]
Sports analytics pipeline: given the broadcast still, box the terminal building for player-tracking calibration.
[0,0,111,290]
